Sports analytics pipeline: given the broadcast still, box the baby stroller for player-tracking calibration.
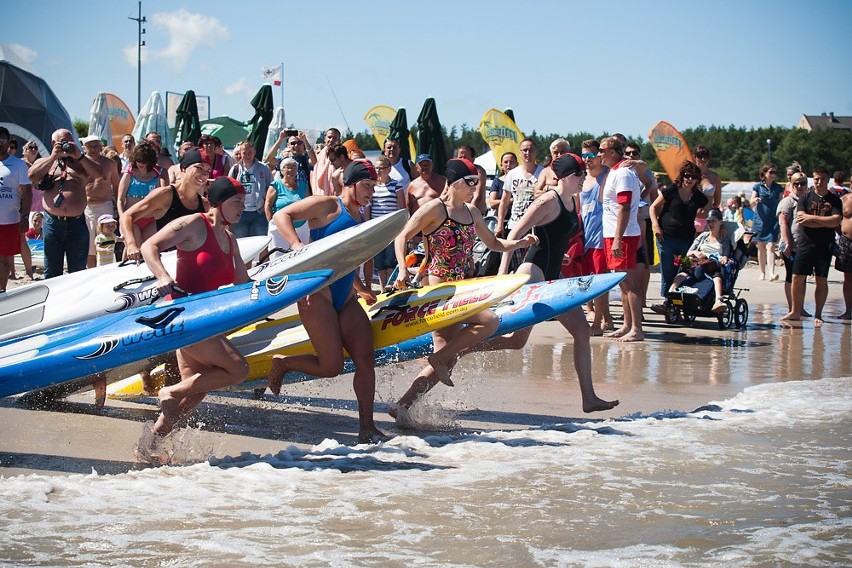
[664,222,751,330]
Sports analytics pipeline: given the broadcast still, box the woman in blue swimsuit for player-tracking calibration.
[267,160,385,443]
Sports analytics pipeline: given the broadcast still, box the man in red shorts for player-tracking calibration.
[0,127,33,292]
[599,136,644,341]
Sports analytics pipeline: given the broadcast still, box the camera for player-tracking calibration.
[60,141,75,154]
[283,129,298,137]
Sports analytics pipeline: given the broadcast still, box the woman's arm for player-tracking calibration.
[649,191,666,240]
[393,200,442,286]
[230,235,251,285]
[264,184,276,222]
[272,195,335,248]
[116,172,132,215]
[476,204,538,253]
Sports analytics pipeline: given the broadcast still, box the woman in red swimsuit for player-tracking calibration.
[137,176,250,463]
[389,158,538,420]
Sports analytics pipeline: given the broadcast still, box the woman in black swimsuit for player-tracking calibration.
[489,153,618,413]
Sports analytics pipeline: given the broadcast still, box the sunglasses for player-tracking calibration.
[624,150,640,157]
[581,152,598,159]
[289,141,302,145]
[767,170,777,175]
[682,174,699,180]
[695,154,709,160]
[461,176,479,187]
[793,181,807,187]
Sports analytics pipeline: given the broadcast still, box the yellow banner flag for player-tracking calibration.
[363,105,397,149]
[478,108,523,169]
[648,121,692,182]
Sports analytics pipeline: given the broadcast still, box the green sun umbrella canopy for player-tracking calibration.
[174,89,201,147]
[200,116,250,149]
[387,107,412,167]
[415,98,447,175]
[247,85,274,156]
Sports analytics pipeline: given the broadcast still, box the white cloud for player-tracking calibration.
[146,9,229,72]
[122,45,151,68]
[7,43,38,65]
[225,78,252,98]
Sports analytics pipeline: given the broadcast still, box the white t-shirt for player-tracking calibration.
[389,159,411,196]
[0,155,31,225]
[601,162,641,238]
[504,164,544,229]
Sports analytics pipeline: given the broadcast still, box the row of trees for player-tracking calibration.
[75,116,851,183]
[350,123,852,183]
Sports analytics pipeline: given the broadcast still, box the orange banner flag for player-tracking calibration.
[648,121,692,182]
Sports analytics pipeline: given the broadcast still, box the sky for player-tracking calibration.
[3,0,852,142]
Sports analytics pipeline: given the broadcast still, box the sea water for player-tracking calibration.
[0,300,850,566]
[0,377,849,566]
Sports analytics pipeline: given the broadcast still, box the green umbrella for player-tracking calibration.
[387,107,412,167]
[247,85,274,156]
[415,98,447,175]
[200,116,249,149]
[173,90,201,148]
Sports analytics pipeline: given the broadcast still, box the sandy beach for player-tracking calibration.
[1,261,848,478]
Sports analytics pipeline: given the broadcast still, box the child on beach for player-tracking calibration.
[95,214,122,266]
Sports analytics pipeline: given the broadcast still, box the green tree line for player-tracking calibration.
[350,123,852,183]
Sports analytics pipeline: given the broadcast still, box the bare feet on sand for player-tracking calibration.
[614,331,644,343]
[267,356,288,396]
[426,355,454,387]
[358,427,389,444]
[836,311,852,320]
[780,311,800,322]
[589,326,604,337]
[134,421,169,465]
[583,397,620,413]
[604,326,629,339]
[156,386,181,436]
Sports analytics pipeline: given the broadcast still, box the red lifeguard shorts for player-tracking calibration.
[604,235,640,271]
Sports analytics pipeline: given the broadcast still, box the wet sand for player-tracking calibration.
[1,264,849,477]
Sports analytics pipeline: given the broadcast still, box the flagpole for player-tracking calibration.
[280,62,284,110]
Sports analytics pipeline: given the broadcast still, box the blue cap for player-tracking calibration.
[415,154,432,164]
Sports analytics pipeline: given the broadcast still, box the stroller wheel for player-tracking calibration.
[664,301,680,324]
[734,298,749,328]
[717,301,734,329]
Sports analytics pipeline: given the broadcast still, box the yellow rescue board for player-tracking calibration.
[107,273,529,398]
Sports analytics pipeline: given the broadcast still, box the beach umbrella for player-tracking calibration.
[131,91,173,152]
[87,92,112,147]
[264,106,287,154]
[246,85,274,156]
[200,116,250,150]
[415,98,447,175]
[173,89,202,149]
[387,107,412,168]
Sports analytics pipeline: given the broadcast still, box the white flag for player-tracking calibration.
[261,65,282,86]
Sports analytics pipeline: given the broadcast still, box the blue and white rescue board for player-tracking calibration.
[0,208,408,342]
[0,271,332,398]
[0,235,271,341]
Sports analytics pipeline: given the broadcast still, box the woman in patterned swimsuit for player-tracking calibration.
[389,158,538,419]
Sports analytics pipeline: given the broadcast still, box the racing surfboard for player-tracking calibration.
[107,273,530,398]
[0,270,331,398]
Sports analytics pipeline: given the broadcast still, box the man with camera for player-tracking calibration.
[264,129,316,188]
[27,129,103,278]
